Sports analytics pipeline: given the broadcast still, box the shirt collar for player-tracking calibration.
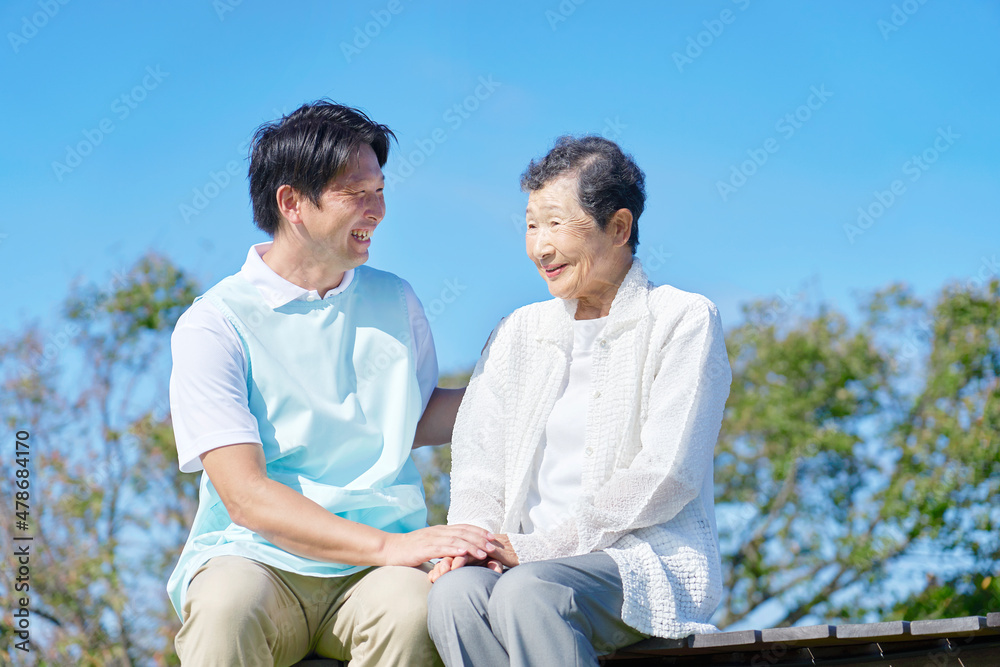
[538,258,651,346]
[239,242,355,309]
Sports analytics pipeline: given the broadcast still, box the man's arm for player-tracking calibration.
[202,443,495,567]
[413,387,465,448]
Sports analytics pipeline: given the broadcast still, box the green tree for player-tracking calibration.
[1,254,200,666]
[714,278,1000,627]
[3,253,996,665]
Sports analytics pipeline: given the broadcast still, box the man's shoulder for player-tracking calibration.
[174,294,227,335]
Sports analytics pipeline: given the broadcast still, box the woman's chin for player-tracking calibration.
[546,284,577,300]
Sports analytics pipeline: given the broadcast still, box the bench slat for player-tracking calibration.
[834,619,910,641]
[760,623,835,644]
[688,628,761,649]
[911,616,987,636]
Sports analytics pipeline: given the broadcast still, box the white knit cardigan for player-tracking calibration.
[448,260,732,638]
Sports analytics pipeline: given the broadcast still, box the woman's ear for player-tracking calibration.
[609,208,633,248]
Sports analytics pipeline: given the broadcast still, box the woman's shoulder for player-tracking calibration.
[647,282,719,314]
[501,297,564,329]
[646,283,722,326]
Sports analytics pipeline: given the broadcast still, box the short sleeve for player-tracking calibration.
[168,300,262,473]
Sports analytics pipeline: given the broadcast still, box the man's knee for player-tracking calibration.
[356,566,434,636]
[182,557,287,631]
[177,557,310,665]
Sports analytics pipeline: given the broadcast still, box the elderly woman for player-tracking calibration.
[427,136,731,666]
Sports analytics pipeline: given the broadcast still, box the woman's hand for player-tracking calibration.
[489,533,520,568]
[428,554,504,583]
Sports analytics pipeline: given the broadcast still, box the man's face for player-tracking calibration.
[298,143,385,270]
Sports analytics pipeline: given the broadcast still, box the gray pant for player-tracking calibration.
[427,551,647,667]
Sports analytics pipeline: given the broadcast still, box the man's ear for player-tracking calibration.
[609,208,633,248]
[276,184,304,226]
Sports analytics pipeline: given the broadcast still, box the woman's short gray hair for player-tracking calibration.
[520,135,645,253]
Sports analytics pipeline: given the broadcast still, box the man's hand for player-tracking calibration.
[378,524,497,567]
[202,444,498,567]
[427,533,520,582]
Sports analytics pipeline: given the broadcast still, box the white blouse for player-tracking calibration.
[448,260,732,638]
[522,316,608,534]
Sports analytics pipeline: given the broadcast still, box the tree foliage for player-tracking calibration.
[1,255,996,664]
[1,254,199,666]
[715,278,1000,627]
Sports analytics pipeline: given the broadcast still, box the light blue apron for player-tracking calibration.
[167,266,426,618]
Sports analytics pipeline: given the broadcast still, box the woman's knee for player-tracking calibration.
[488,562,577,623]
[428,565,498,618]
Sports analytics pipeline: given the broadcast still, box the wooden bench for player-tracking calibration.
[291,612,1000,665]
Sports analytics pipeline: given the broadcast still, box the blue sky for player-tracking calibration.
[2,0,998,373]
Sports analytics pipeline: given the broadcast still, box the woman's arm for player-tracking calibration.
[446,325,509,534]
[508,299,732,563]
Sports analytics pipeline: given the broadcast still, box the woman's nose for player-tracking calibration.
[530,229,554,260]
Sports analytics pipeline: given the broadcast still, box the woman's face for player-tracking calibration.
[525,175,626,304]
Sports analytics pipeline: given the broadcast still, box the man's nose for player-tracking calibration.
[367,193,385,223]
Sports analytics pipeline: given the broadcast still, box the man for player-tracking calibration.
[166,101,493,666]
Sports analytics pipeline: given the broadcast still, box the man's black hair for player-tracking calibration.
[248,100,396,236]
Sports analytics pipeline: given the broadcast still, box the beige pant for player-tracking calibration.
[174,556,443,667]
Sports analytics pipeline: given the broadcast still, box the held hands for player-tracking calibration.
[427,533,520,582]
[379,524,496,568]
[428,555,503,583]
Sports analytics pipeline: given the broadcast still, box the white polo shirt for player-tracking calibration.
[169,242,439,473]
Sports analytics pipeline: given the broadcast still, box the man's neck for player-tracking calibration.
[261,235,348,298]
